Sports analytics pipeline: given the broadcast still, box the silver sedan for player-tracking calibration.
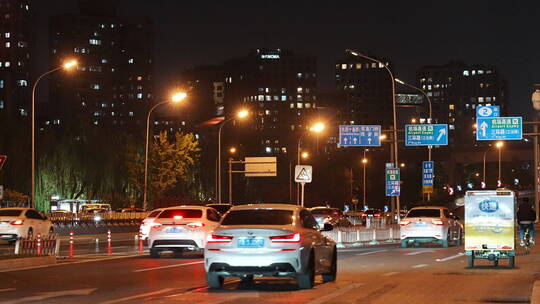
[204,204,337,289]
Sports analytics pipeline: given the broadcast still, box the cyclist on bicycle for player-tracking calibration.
[517,197,536,246]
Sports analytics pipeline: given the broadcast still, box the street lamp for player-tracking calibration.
[297,121,325,204]
[217,109,250,203]
[361,153,368,208]
[346,49,400,221]
[143,91,187,211]
[301,151,310,159]
[496,141,504,186]
[229,147,237,154]
[395,77,433,201]
[31,59,77,208]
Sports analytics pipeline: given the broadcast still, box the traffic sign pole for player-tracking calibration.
[300,182,306,207]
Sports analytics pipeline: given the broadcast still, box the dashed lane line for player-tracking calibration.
[306,283,363,304]
[381,272,400,277]
[404,250,435,256]
[133,261,204,273]
[99,288,175,304]
[355,249,388,256]
[411,264,429,268]
[436,252,465,262]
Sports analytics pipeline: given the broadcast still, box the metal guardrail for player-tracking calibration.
[47,212,150,226]
[323,226,399,244]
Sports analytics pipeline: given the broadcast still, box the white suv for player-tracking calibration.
[0,208,54,242]
[205,204,337,289]
[139,209,163,240]
[148,206,221,258]
[400,206,462,248]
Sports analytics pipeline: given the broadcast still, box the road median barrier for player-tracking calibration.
[323,226,400,247]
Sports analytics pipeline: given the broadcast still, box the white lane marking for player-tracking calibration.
[411,264,428,268]
[134,261,204,273]
[0,288,16,293]
[405,250,435,256]
[436,252,465,262]
[381,272,400,277]
[99,288,174,304]
[3,288,96,304]
[0,254,138,273]
[355,249,388,256]
[307,283,363,304]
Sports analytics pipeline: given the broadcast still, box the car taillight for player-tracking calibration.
[270,233,301,243]
[187,222,205,228]
[207,234,233,243]
[432,219,444,225]
[173,215,183,220]
[375,213,381,217]
[151,223,162,229]
[399,220,410,226]
[10,220,24,225]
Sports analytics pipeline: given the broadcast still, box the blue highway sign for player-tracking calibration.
[476,106,500,118]
[339,125,381,147]
[422,161,434,194]
[385,167,400,196]
[476,117,522,141]
[405,124,448,146]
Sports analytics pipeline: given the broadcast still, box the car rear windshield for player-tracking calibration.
[158,209,202,219]
[407,209,441,218]
[221,209,294,225]
[311,209,335,215]
[0,210,22,216]
[147,210,161,218]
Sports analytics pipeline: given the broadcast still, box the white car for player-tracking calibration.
[148,206,221,258]
[139,209,163,240]
[204,204,337,289]
[0,208,54,242]
[400,206,463,248]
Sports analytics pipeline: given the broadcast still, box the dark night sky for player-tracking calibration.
[34,1,540,117]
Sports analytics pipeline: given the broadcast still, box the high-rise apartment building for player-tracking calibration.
[416,62,506,145]
[0,0,32,117]
[48,0,153,130]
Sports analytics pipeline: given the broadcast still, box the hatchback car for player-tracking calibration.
[0,208,54,242]
[148,206,221,258]
[309,207,351,227]
[400,206,462,248]
[204,204,337,289]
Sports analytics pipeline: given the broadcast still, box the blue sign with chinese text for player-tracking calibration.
[339,125,381,147]
[405,124,448,146]
[476,106,500,118]
[385,167,400,196]
[476,117,522,140]
[422,161,434,194]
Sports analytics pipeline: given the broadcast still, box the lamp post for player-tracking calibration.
[31,60,77,208]
[395,78,433,201]
[296,122,325,204]
[143,92,187,211]
[361,151,368,208]
[346,49,400,221]
[217,109,249,203]
[495,141,504,186]
[532,88,540,222]
[482,150,488,188]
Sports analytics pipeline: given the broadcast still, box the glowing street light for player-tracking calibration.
[143,91,187,211]
[229,147,237,154]
[297,121,325,205]
[310,122,325,133]
[217,108,250,203]
[301,151,310,159]
[31,59,78,208]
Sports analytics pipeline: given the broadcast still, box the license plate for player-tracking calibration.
[167,227,183,233]
[415,222,427,227]
[238,237,264,248]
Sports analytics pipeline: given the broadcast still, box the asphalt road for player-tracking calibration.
[1,241,539,303]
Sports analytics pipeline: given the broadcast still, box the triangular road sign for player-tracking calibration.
[296,168,310,181]
[294,165,312,183]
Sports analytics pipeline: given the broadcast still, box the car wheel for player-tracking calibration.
[207,272,224,289]
[298,252,315,289]
[400,239,408,248]
[322,248,337,282]
[150,248,160,258]
[27,228,33,239]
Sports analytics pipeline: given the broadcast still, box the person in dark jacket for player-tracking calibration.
[517,197,536,246]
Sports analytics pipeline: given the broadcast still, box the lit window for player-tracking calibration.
[16,80,27,86]
[478,97,484,103]
[102,59,108,63]
[297,73,303,78]
[89,39,101,45]
[136,93,143,99]
[273,95,279,101]
[449,104,455,110]
[297,95,303,101]
[297,103,303,108]
[0,101,4,109]
[356,63,362,69]
[478,70,484,75]
[5,42,10,47]
[297,87,303,93]
[0,80,3,88]
[265,95,271,101]
[17,41,27,47]
[128,58,134,63]
[4,62,10,67]
[341,64,347,69]
[290,103,294,109]
[265,110,270,115]
[258,95,264,101]
[281,95,286,101]
[305,103,311,108]
[486,97,492,102]
[265,88,270,93]
[471,70,476,75]
[137,76,143,81]
[463,70,469,76]
[129,111,134,117]
[91,84,101,90]
[4,33,10,38]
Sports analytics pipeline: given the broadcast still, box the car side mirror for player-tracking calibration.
[321,223,333,232]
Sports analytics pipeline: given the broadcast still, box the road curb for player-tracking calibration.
[531,281,540,304]
[0,255,56,272]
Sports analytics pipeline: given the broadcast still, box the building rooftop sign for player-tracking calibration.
[260,54,280,59]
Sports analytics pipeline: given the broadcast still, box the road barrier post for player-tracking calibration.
[36,233,42,255]
[138,229,143,255]
[107,229,112,256]
[69,231,74,258]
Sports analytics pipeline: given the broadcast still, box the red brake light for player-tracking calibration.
[173,215,183,220]
[432,219,444,225]
[151,223,162,229]
[270,233,301,243]
[10,220,24,225]
[207,234,233,243]
[187,222,205,228]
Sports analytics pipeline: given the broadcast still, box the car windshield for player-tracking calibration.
[221,209,294,225]
[0,210,22,216]
[158,209,202,219]
[407,209,441,218]
[311,209,336,215]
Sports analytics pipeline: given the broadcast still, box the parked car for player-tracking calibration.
[205,204,337,289]
[0,208,54,242]
[309,207,352,227]
[400,206,463,248]
[139,209,163,240]
[148,206,222,258]
[205,203,233,215]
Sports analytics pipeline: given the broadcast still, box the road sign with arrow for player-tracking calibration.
[405,124,448,146]
[476,117,522,140]
[339,125,381,147]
